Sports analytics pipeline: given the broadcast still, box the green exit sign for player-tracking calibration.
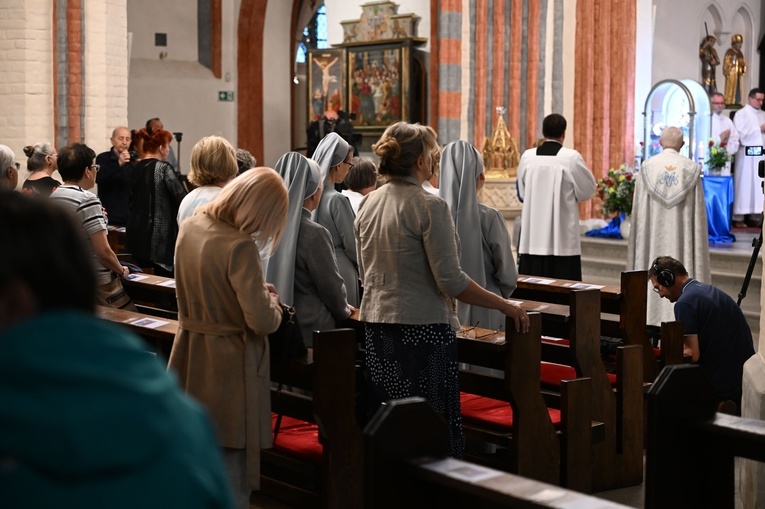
[218,91,234,101]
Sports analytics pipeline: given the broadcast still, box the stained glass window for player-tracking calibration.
[296,3,328,64]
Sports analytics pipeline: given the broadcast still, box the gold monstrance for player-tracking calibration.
[482,107,520,178]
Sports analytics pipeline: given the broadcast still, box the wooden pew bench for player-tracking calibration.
[260,328,363,509]
[460,290,644,492]
[121,273,178,316]
[96,305,177,360]
[364,397,633,509]
[513,270,684,382]
[646,364,765,509]
[455,313,596,492]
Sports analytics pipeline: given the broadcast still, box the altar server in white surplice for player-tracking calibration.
[710,92,739,157]
[628,126,710,326]
[732,88,765,227]
[517,113,597,281]
[440,140,518,330]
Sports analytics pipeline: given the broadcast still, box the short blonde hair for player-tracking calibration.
[199,167,288,251]
[188,135,238,187]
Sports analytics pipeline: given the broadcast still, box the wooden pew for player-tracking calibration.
[544,289,643,492]
[456,313,595,492]
[646,364,765,509]
[261,328,363,509]
[96,305,177,360]
[106,225,127,254]
[364,397,633,509]
[121,273,178,313]
[513,270,684,383]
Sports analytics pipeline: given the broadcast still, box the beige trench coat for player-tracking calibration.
[168,213,282,490]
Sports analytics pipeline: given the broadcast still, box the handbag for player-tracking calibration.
[269,304,307,364]
[269,303,307,442]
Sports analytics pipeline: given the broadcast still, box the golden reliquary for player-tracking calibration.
[481,108,520,178]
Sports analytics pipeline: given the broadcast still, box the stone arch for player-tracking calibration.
[699,2,724,40]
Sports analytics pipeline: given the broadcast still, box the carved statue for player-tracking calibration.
[723,34,746,106]
[698,35,719,95]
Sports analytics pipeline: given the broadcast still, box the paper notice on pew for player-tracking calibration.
[128,317,170,329]
[563,282,605,290]
[157,279,176,288]
[520,277,555,285]
[420,458,504,483]
[126,274,150,282]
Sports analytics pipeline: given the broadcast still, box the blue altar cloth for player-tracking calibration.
[703,176,735,244]
[586,213,625,239]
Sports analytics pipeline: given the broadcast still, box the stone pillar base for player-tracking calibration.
[741,354,765,508]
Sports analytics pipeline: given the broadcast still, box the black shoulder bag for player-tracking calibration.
[269,304,307,442]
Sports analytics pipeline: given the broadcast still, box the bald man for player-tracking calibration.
[627,126,710,326]
[96,127,133,225]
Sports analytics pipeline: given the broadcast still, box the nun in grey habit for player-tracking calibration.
[266,152,351,345]
[439,140,518,331]
[311,132,360,306]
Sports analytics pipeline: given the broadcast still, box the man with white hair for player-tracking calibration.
[0,145,19,191]
[627,126,710,326]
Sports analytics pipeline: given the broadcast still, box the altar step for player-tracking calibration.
[580,234,761,344]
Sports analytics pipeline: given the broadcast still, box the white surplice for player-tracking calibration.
[628,148,711,326]
[732,104,765,215]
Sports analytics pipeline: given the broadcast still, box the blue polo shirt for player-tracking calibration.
[674,279,755,399]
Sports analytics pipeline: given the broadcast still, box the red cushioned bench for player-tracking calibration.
[457,313,595,492]
[260,328,362,509]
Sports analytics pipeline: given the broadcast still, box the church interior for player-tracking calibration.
[2,0,765,508]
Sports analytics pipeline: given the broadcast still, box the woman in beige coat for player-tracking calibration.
[168,166,288,508]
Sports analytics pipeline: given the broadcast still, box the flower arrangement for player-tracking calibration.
[597,164,635,216]
[706,138,731,170]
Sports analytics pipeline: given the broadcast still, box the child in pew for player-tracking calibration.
[341,156,378,215]
[267,152,352,344]
[355,122,530,458]
[0,191,234,509]
[169,168,288,509]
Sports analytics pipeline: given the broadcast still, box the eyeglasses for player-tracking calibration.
[653,286,660,294]
[345,161,355,170]
[90,163,100,173]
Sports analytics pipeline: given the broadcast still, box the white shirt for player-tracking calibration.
[177,186,223,225]
[340,189,365,215]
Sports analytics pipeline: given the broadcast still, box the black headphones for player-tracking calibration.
[652,260,675,287]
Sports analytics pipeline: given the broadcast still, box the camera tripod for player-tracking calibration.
[737,160,765,306]
[737,212,763,306]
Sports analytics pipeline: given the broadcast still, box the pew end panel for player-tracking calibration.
[645,364,765,509]
[364,398,633,509]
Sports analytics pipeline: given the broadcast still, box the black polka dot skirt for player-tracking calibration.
[365,322,464,458]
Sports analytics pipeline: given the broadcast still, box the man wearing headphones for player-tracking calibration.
[649,256,754,412]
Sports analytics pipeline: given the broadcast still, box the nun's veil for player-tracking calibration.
[311,132,351,183]
[439,140,487,323]
[265,152,321,305]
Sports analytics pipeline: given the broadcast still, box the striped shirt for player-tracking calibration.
[50,185,113,285]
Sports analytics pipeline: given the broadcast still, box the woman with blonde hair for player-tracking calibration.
[177,135,238,225]
[21,142,60,197]
[311,132,360,306]
[168,167,288,509]
[355,122,529,457]
[267,152,352,344]
[126,127,187,276]
[439,140,518,330]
